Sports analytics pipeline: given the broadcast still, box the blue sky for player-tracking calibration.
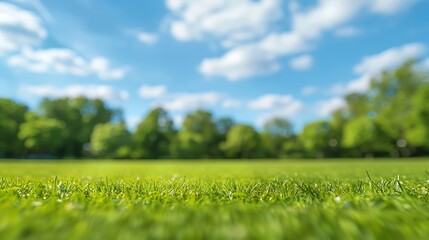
[1,0,429,130]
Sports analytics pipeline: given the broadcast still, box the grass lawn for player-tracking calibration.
[1,159,429,239]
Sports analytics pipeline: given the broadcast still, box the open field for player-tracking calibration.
[1,159,429,239]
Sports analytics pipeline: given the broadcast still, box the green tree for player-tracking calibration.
[282,136,304,158]
[342,117,391,157]
[40,97,118,157]
[328,109,347,157]
[18,115,69,157]
[215,117,235,157]
[221,125,260,159]
[261,117,293,158]
[345,93,371,118]
[263,117,293,138]
[91,123,132,159]
[170,131,205,159]
[406,85,429,152]
[0,99,28,157]
[134,108,175,159]
[370,61,425,151]
[300,121,333,158]
[216,117,235,140]
[171,110,218,158]
[336,61,427,157]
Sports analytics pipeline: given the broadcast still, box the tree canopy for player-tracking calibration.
[91,123,132,159]
[0,99,27,157]
[1,61,429,159]
[134,108,175,159]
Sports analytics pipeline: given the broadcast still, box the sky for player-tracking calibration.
[1,0,429,130]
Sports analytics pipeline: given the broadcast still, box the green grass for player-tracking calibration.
[1,159,429,239]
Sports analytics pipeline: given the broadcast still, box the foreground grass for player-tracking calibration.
[1,160,429,239]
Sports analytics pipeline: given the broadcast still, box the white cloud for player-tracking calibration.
[198,0,358,79]
[354,43,425,76]
[331,43,426,94]
[170,21,200,42]
[199,45,280,80]
[139,85,240,112]
[289,55,313,71]
[198,0,361,79]
[248,94,302,113]
[249,94,293,110]
[195,0,418,80]
[334,26,360,38]
[369,0,416,14]
[259,32,311,57]
[290,0,414,38]
[345,75,372,93]
[8,48,87,75]
[0,2,47,54]
[158,92,224,112]
[301,86,318,96]
[13,0,53,22]
[8,48,129,80]
[166,0,282,46]
[248,94,303,126]
[316,97,346,117]
[90,57,129,80]
[291,0,363,39]
[20,84,129,102]
[165,92,241,111]
[138,85,167,99]
[199,31,310,80]
[1,3,127,80]
[137,32,158,45]
[222,99,241,108]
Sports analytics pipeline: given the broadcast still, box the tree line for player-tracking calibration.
[1,61,428,159]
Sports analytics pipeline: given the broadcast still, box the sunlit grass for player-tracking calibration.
[1,160,429,239]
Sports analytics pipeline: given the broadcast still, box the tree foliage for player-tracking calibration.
[1,61,429,159]
[0,99,27,157]
[221,125,260,158]
[39,97,118,157]
[406,85,429,150]
[18,116,69,156]
[91,123,132,159]
[300,121,333,158]
[171,110,218,158]
[261,118,294,158]
[134,108,175,159]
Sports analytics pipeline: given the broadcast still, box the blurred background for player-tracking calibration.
[1,0,429,159]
